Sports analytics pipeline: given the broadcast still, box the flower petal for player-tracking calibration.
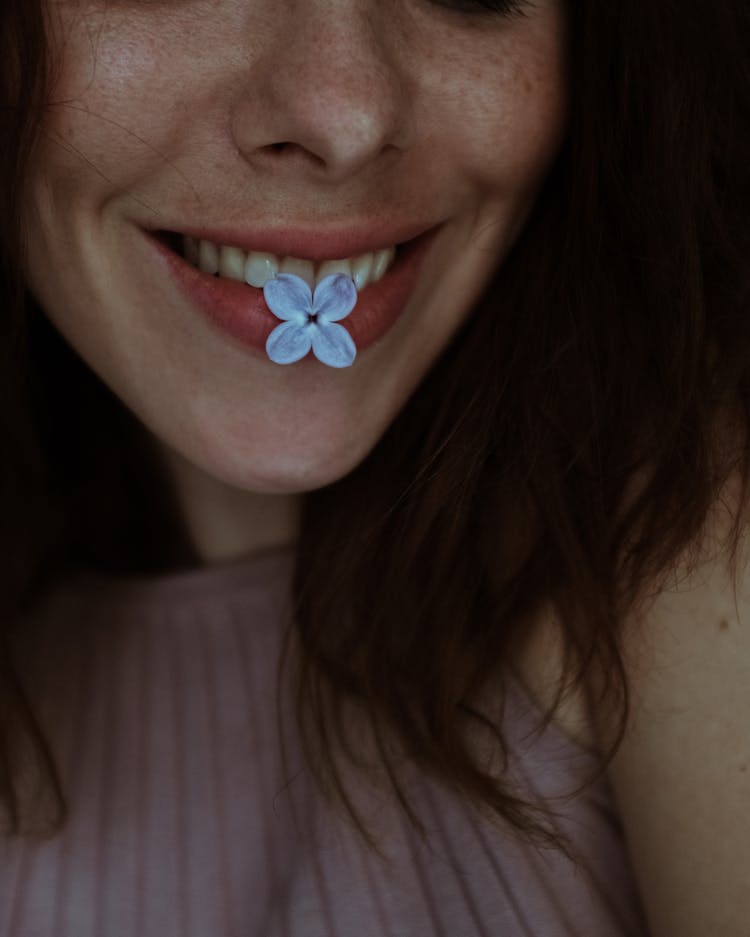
[265,320,313,365]
[263,274,313,323]
[310,322,357,368]
[313,274,358,323]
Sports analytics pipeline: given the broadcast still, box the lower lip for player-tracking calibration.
[149,229,438,362]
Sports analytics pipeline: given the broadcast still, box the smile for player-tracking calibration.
[150,225,439,363]
[181,235,398,292]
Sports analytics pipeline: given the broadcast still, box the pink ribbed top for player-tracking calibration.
[0,546,650,936]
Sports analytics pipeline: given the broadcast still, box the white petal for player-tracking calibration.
[310,322,357,368]
[263,274,313,322]
[313,274,358,323]
[265,321,313,365]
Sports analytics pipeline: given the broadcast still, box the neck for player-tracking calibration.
[155,442,302,566]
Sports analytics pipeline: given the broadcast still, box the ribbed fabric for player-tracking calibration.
[1,546,650,936]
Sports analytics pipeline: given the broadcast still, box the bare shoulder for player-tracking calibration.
[584,472,750,937]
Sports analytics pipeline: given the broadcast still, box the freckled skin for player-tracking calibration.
[24,0,567,504]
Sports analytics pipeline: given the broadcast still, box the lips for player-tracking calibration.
[155,221,435,264]
[148,225,438,362]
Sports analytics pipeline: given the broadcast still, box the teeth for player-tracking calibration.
[183,235,398,292]
[198,239,220,275]
[372,247,396,283]
[317,258,353,283]
[244,252,279,289]
[279,257,316,291]
[218,245,246,282]
[185,235,200,265]
[350,253,373,290]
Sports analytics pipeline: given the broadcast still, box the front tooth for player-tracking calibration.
[350,253,374,290]
[219,245,246,282]
[315,258,353,287]
[198,239,220,275]
[280,257,315,290]
[371,247,396,283]
[244,252,279,288]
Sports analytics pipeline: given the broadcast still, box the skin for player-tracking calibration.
[23,0,567,563]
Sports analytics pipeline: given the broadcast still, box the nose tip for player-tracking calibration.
[231,14,410,183]
[251,110,401,180]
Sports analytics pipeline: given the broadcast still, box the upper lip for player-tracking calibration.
[149,220,438,262]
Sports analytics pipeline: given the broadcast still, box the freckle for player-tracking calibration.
[718,619,730,632]
[740,764,747,774]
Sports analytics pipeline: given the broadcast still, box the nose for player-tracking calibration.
[230,4,412,184]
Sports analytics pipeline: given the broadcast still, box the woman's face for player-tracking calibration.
[24,0,567,495]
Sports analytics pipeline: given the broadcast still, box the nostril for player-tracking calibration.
[261,141,327,170]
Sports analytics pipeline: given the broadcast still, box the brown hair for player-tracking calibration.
[1,0,749,856]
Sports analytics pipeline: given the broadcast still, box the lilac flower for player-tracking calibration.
[263,273,358,368]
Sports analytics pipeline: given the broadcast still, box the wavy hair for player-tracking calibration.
[1,0,748,853]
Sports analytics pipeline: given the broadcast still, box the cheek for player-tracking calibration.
[477,84,566,199]
[39,10,183,186]
[440,23,568,198]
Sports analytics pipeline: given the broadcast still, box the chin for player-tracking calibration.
[172,421,378,496]
[231,455,361,495]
